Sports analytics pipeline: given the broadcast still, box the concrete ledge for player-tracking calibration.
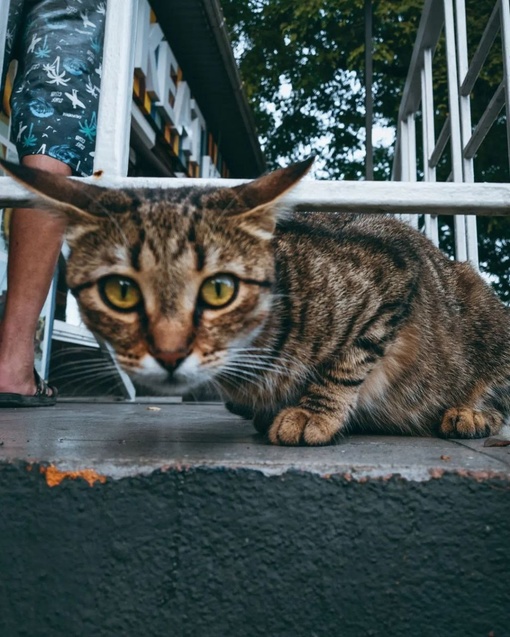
[1,403,509,636]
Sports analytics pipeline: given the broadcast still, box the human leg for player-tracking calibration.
[0,0,106,399]
[0,154,68,396]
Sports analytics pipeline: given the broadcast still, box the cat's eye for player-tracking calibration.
[100,276,142,312]
[199,275,237,308]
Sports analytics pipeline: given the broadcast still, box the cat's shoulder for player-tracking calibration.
[278,211,425,245]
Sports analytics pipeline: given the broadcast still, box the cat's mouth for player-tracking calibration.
[125,352,219,394]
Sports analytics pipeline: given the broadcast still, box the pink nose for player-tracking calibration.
[153,349,189,371]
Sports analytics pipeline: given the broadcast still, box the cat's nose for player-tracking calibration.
[153,349,189,372]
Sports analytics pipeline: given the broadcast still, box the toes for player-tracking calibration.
[268,408,338,446]
[440,408,500,439]
[440,408,477,438]
[268,408,306,445]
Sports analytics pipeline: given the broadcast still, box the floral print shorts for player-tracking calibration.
[3,0,106,176]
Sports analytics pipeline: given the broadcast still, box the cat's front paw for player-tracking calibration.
[439,407,502,438]
[268,407,340,446]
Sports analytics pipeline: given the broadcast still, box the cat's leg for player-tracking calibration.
[268,367,365,446]
[252,409,279,435]
[224,401,277,435]
[225,401,254,420]
[439,380,509,438]
[225,401,279,436]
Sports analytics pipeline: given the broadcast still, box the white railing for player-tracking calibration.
[2,175,510,216]
[393,0,510,268]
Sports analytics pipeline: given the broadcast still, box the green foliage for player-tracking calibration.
[222,0,509,300]
[222,0,421,177]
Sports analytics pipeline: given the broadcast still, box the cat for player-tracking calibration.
[2,157,510,445]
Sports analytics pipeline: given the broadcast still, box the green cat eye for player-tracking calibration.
[199,275,237,308]
[100,276,142,311]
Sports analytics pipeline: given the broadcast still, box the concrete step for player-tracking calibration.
[1,403,509,637]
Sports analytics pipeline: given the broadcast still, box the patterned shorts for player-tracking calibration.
[2,0,106,176]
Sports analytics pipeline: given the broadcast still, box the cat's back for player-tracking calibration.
[275,211,442,284]
[274,211,510,364]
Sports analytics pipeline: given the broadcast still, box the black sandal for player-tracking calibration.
[0,368,58,407]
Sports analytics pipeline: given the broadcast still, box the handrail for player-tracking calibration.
[392,0,510,270]
[460,1,500,95]
[2,176,510,216]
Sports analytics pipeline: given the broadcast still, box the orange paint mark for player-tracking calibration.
[93,169,104,178]
[39,464,107,488]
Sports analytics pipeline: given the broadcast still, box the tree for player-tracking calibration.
[222,0,510,301]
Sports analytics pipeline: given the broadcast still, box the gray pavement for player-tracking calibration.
[1,401,509,481]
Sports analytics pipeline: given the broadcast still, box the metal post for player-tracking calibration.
[499,0,510,173]
[406,113,419,228]
[399,118,410,222]
[0,0,10,91]
[455,0,479,268]
[443,0,468,261]
[421,48,439,245]
[365,0,374,180]
[93,0,139,399]
[94,0,139,177]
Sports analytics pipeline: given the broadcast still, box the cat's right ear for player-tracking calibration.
[228,157,314,239]
[233,157,314,211]
[0,158,112,224]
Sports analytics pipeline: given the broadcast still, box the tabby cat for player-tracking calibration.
[2,157,510,445]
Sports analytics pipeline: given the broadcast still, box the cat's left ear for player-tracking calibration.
[0,158,128,224]
[231,157,314,238]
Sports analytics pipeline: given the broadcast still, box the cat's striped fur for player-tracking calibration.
[3,158,510,445]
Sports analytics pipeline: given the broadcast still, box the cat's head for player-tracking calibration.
[1,158,312,392]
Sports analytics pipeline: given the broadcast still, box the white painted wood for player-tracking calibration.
[455,0,479,268]
[397,0,444,121]
[131,102,156,150]
[421,50,439,246]
[406,114,417,182]
[430,116,451,169]
[455,0,474,182]
[91,0,139,398]
[52,320,100,349]
[460,1,500,95]
[499,0,510,170]
[400,119,409,181]
[406,114,419,228]
[399,119,411,223]
[94,0,138,177]
[464,82,505,159]
[421,51,436,182]
[444,0,468,261]
[2,176,510,216]
[0,0,10,88]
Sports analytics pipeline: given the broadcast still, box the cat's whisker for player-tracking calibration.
[228,349,305,370]
[50,360,118,375]
[218,367,269,392]
[226,360,289,375]
[55,371,123,395]
[219,364,279,396]
[50,369,118,382]
[52,360,116,372]
[215,371,258,400]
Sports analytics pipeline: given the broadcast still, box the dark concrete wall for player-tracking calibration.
[0,462,509,637]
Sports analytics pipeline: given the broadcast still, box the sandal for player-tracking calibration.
[0,368,57,407]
